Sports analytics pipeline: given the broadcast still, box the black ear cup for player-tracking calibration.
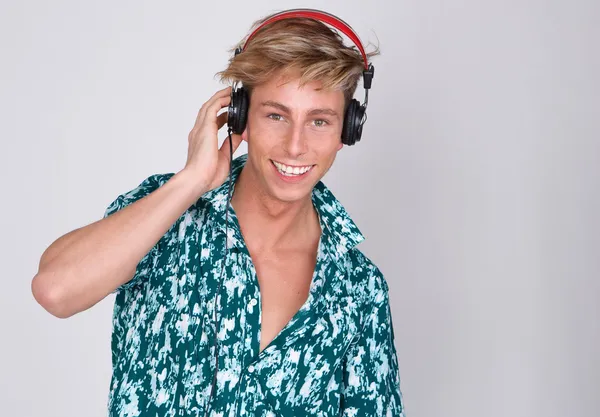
[227,86,249,135]
[341,99,366,146]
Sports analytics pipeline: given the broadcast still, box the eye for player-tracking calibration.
[313,119,330,127]
[267,113,283,121]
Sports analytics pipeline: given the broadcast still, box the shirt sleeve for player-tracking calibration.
[340,281,406,416]
[103,173,174,294]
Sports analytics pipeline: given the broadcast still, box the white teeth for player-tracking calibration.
[272,160,313,176]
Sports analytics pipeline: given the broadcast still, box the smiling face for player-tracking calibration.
[240,70,346,203]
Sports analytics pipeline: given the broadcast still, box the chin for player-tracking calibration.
[268,190,305,204]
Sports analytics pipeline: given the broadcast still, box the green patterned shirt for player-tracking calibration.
[103,153,406,416]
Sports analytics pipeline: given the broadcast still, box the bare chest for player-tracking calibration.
[252,249,317,353]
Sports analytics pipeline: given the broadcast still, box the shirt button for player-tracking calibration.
[247,365,255,373]
[249,298,257,307]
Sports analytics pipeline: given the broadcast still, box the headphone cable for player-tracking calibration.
[203,126,234,417]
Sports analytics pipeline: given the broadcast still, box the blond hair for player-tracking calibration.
[215,11,380,108]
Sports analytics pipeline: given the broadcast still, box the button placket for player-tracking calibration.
[235,363,257,415]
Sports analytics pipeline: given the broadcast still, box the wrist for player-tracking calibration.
[174,169,209,200]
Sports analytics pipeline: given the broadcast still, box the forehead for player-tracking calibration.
[251,70,344,109]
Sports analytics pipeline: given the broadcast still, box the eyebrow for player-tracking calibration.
[259,100,339,118]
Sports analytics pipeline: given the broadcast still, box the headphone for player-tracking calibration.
[227,8,375,146]
[202,9,374,416]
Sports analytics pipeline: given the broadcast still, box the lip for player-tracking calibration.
[271,160,313,168]
[270,159,314,183]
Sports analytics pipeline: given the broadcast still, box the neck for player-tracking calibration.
[230,162,320,253]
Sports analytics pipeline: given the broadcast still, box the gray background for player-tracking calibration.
[1,0,598,416]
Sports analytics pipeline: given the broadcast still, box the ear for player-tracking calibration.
[337,141,343,151]
[242,127,248,142]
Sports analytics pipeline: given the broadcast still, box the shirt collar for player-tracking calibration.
[200,153,365,266]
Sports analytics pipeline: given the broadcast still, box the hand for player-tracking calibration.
[181,86,244,194]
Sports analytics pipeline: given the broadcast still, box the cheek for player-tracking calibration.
[318,136,343,154]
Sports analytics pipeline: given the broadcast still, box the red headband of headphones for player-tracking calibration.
[238,8,371,72]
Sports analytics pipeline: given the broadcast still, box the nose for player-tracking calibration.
[283,124,308,158]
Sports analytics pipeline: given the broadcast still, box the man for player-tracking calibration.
[32,9,406,416]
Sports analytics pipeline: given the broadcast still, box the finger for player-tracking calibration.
[192,95,231,133]
[205,86,232,113]
[204,95,232,124]
[229,133,244,154]
[216,111,228,129]
[193,86,232,127]
[188,109,229,144]
[218,132,244,156]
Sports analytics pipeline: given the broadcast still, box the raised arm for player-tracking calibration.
[31,85,243,318]
[31,171,205,318]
